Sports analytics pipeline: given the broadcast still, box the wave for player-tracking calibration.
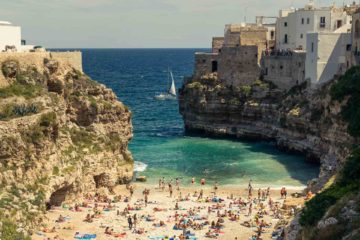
[134,161,148,172]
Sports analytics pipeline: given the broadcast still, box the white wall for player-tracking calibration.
[306,32,351,86]
[276,6,350,50]
[0,25,21,52]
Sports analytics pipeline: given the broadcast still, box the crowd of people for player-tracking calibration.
[36,177,304,240]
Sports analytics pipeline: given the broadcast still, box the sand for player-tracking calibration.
[32,182,306,240]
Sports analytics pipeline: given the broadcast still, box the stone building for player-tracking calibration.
[194,19,275,87]
[261,50,306,90]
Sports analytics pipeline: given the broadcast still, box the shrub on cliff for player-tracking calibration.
[0,218,31,240]
[330,66,360,137]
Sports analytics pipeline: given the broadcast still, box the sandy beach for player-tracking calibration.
[32,181,306,240]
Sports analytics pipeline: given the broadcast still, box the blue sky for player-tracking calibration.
[0,0,356,48]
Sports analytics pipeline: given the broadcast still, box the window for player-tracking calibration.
[284,34,288,44]
[320,17,326,28]
[301,18,304,24]
[311,42,314,52]
[346,44,352,51]
[270,30,275,40]
[300,34,303,39]
[355,20,360,38]
[284,22,288,27]
[307,18,310,24]
[211,61,218,72]
[337,20,342,29]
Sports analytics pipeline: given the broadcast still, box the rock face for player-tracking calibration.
[179,75,354,191]
[0,57,133,229]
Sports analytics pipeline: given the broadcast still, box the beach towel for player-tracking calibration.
[74,233,96,239]
[148,236,165,240]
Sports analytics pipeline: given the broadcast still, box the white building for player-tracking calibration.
[305,26,351,86]
[0,21,36,52]
[276,2,351,50]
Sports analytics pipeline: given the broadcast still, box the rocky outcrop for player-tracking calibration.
[179,75,355,192]
[0,57,133,230]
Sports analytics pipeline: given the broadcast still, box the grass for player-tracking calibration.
[0,103,40,121]
[0,83,43,99]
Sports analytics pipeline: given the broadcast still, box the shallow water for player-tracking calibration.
[77,48,319,187]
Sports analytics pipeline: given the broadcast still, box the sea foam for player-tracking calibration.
[134,161,148,172]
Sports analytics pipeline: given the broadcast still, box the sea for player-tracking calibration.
[67,48,318,188]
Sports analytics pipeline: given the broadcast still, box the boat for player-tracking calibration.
[136,176,147,182]
[154,69,177,100]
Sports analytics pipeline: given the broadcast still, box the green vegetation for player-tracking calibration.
[21,112,57,145]
[69,127,95,148]
[330,66,360,137]
[300,67,360,239]
[240,85,252,97]
[0,218,31,240]
[0,83,43,99]
[52,166,60,176]
[0,103,40,120]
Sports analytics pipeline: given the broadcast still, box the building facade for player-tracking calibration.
[0,21,37,52]
[0,21,21,52]
[276,3,350,50]
[305,32,351,86]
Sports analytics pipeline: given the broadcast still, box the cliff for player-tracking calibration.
[179,69,360,239]
[180,74,354,191]
[0,55,133,235]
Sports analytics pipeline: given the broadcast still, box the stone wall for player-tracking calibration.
[224,25,268,62]
[218,46,260,86]
[194,52,219,80]
[0,51,82,87]
[212,37,224,53]
[262,51,306,90]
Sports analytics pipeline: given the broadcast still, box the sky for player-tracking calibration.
[0,0,357,48]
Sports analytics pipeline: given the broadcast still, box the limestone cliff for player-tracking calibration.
[180,74,354,191]
[179,70,360,239]
[0,56,133,232]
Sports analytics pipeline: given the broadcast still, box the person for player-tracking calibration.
[248,179,252,190]
[191,177,195,185]
[199,189,203,199]
[161,177,165,191]
[128,215,133,230]
[159,178,162,189]
[133,214,137,229]
[176,178,180,190]
[145,193,148,207]
[214,181,218,193]
[129,185,134,197]
[201,178,206,185]
[169,184,173,198]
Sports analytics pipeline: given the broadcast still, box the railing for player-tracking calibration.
[262,49,294,57]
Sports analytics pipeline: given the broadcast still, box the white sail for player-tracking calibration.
[168,71,176,96]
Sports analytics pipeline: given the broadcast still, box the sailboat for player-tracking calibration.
[154,69,177,100]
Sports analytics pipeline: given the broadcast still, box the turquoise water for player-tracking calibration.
[78,49,319,187]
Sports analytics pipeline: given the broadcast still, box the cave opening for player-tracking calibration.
[48,184,73,207]
[93,173,110,188]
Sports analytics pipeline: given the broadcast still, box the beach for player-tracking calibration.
[33,181,306,240]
